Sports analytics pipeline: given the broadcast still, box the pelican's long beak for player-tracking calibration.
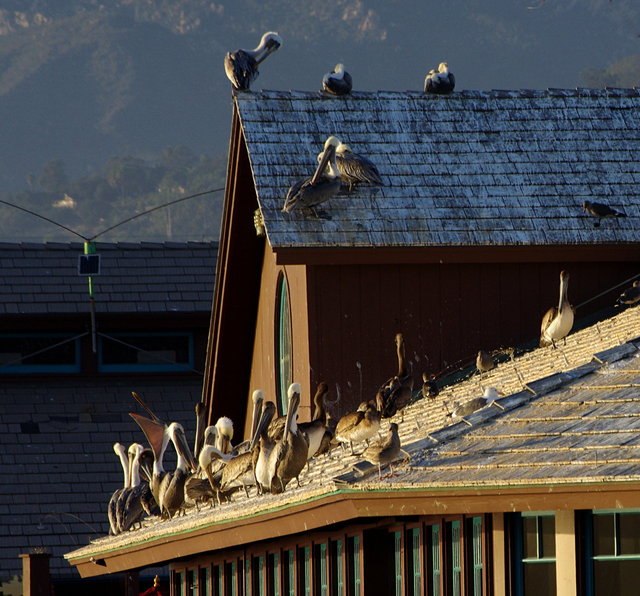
[284,387,301,435]
[311,144,335,185]
[250,393,264,440]
[249,403,276,451]
[130,413,167,461]
[174,426,198,472]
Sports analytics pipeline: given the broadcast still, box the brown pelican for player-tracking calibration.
[450,387,504,419]
[282,136,341,216]
[421,373,439,399]
[322,63,352,96]
[272,384,309,492]
[120,444,151,532]
[253,401,278,494]
[108,443,129,535]
[362,423,408,479]
[157,422,197,519]
[540,270,574,348]
[298,382,333,460]
[193,401,207,461]
[224,32,282,91]
[476,350,495,376]
[617,280,640,307]
[424,62,455,95]
[324,142,383,191]
[376,333,414,419]
[582,200,626,227]
[194,444,235,506]
[335,401,381,455]
[215,416,234,454]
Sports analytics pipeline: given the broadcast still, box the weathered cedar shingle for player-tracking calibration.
[236,90,640,249]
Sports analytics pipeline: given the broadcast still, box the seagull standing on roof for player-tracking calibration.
[582,201,626,228]
[424,62,455,95]
[450,387,504,418]
[224,32,282,92]
[322,63,353,96]
[282,136,342,216]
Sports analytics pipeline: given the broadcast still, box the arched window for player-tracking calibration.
[275,273,292,415]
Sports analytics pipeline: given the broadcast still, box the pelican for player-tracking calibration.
[193,401,207,461]
[157,422,197,519]
[322,63,352,96]
[617,280,640,307]
[450,387,504,418]
[194,444,235,506]
[540,270,574,348]
[476,350,495,376]
[266,384,309,493]
[282,136,341,216]
[335,401,381,455]
[323,142,382,191]
[424,62,455,95]
[120,444,151,532]
[362,423,409,479]
[376,333,414,419]
[421,373,439,399]
[582,200,626,227]
[215,416,234,454]
[108,443,129,535]
[253,401,278,494]
[224,32,282,91]
[298,381,332,459]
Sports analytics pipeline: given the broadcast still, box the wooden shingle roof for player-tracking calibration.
[236,89,640,249]
[0,242,217,315]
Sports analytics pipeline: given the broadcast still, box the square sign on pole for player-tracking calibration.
[78,253,101,276]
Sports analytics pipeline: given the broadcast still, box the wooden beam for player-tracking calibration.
[555,510,577,596]
[491,513,507,596]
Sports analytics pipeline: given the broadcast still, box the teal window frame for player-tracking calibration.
[298,546,311,596]
[347,535,361,596]
[427,524,441,596]
[448,520,462,596]
[466,516,483,596]
[283,549,295,596]
[512,512,556,596]
[173,570,185,596]
[0,332,81,373]
[314,543,329,595]
[97,331,194,372]
[275,274,292,415]
[405,527,422,596]
[225,561,237,596]
[212,564,222,596]
[268,553,280,596]
[331,539,344,595]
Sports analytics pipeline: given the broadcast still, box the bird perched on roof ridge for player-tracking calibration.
[282,136,342,216]
[424,62,455,95]
[376,333,414,419]
[224,32,282,92]
[322,63,353,96]
[540,270,574,348]
[421,372,439,399]
[335,401,381,455]
[582,200,626,228]
[616,280,640,307]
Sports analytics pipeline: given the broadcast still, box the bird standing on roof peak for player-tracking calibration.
[582,201,626,228]
[282,136,342,217]
[424,62,455,95]
[224,32,282,92]
[540,270,574,348]
[322,63,353,96]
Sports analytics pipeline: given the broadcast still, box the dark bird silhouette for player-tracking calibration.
[421,373,439,399]
[283,136,342,216]
[322,63,352,96]
[376,333,414,418]
[224,32,282,91]
[424,62,455,94]
[582,200,626,227]
[616,280,640,307]
[540,270,574,348]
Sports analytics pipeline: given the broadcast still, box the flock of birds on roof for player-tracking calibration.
[224,32,631,224]
[107,269,639,535]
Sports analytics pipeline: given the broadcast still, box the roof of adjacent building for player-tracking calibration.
[236,89,640,249]
[65,303,640,576]
[0,378,200,581]
[0,242,217,315]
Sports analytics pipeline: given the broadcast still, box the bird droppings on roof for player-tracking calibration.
[66,304,640,563]
[235,89,640,249]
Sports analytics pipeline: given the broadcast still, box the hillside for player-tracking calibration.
[1,0,639,240]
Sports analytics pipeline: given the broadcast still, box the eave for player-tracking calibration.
[66,479,640,578]
[272,243,640,266]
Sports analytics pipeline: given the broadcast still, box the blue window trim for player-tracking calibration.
[0,332,81,373]
[97,331,194,373]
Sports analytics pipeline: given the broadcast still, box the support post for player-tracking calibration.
[555,510,577,596]
[19,551,52,596]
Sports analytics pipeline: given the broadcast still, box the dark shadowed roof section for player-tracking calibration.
[0,242,217,315]
[236,89,640,248]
